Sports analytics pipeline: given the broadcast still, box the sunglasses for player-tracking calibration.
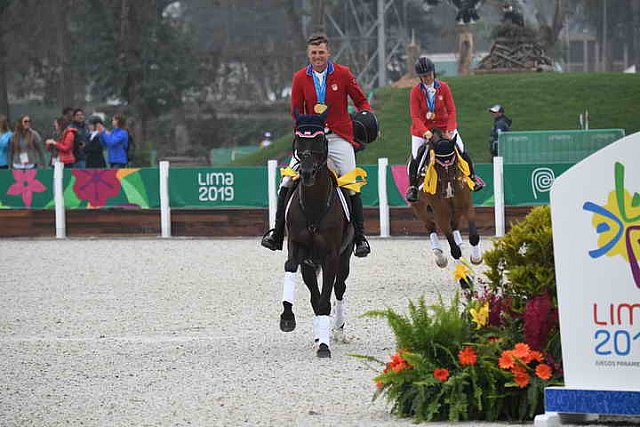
[23,120,31,123]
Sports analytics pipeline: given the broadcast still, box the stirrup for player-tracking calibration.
[406,185,419,202]
[261,228,283,251]
[354,236,371,257]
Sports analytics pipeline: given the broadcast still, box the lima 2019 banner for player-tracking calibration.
[551,132,640,391]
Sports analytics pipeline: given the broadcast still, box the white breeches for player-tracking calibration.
[411,129,465,159]
[281,133,356,194]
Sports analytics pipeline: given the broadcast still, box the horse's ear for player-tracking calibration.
[293,108,300,121]
[451,134,458,145]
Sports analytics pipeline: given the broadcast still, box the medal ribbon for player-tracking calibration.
[420,82,436,114]
[312,69,327,105]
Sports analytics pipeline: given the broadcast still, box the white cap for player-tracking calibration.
[264,131,272,138]
[488,104,504,113]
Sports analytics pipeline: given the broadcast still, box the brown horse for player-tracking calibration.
[410,134,482,267]
[279,112,354,358]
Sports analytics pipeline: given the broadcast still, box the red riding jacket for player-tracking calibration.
[409,80,457,138]
[290,61,372,148]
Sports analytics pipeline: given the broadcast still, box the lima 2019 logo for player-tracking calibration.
[583,162,640,288]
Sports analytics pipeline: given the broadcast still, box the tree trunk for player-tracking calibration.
[0,1,12,118]
[54,0,75,108]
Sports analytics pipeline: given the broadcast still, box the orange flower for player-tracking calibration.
[433,368,449,382]
[388,352,412,373]
[513,370,530,388]
[530,351,544,363]
[535,363,553,380]
[376,379,383,389]
[458,346,477,366]
[512,343,531,360]
[498,350,515,369]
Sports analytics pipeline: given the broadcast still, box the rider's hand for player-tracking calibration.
[422,130,433,140]
[443,130,453,139]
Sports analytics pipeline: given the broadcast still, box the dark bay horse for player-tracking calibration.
[410,133,482,267]
[280,112,354,358]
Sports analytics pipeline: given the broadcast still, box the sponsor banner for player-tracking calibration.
[551,132,640,391]
[503,163,573,206]
[0,168,159,209]
[170,167,267,208]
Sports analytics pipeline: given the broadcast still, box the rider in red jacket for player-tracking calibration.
[261,33,373,257]
[406,56,484,202]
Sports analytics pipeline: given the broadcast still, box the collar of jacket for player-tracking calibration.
[306,61,335,76]
[420,79,441,90]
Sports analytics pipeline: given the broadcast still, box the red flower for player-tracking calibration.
[458,346,477,366]
[6,169,47,208]
[512,343,531,360]
[513,370,530,388]
[524,293,558,351]
[388,351,412,373]
[535,363,553,380]
[433,368,449,382]
[498,350,515,369]
[375,379,383,390]
[72,170,121,207]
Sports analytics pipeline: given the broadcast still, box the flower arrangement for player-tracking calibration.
[356,206,561,422]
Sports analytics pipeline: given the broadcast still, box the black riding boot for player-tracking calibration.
[350,193,370,257]
[460,151,485,192]
[261,187,289,251]
[405,156,420,202]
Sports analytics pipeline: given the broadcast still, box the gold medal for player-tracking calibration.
[314,103,328,114]
[426,111,435,120]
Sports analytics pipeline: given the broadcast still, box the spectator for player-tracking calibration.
[45,118,77,168]
[100,113,129,168]
[86,116,106,168]
[260,131,272,149]
[0,115,12,169]
[9,115,45,169]
[69,108,89,169]
[62,107,74,124]
[488,104,512,157]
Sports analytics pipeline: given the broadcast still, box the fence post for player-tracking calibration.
[378,157,390,237]
[53,160,66,239]
[493,156,505,237]
[159,161,171,238]
[267,160,278,229]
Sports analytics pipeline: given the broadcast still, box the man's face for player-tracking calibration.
[74,111,85,123]
[307,42,330,72]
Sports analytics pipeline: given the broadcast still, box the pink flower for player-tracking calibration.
[6,169,47,208]
[72,170,121,207]
[524,293,558,351]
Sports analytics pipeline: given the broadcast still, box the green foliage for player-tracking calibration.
[484,205,555,308]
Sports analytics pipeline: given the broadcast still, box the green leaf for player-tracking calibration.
[63,175,82,208]
[121,172,150,208]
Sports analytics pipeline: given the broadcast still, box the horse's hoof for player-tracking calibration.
[280,313,296,332]
[433,249,448,268]
[332,326,349,343]
[317,343,331,358]
[470,255,483,265]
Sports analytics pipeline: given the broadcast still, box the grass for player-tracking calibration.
[234,72,640,166]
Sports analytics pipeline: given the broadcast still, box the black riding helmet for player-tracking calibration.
[415,56,436,77]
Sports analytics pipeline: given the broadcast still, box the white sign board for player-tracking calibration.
[551,132,640,391]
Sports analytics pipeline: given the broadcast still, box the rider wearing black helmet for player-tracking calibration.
[406,56,484,202]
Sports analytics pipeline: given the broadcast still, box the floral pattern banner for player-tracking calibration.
[0,168,159,209]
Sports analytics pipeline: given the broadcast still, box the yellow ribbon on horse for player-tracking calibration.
[280,167,300,180]
[422,147,475,194]
[280,167,368,193]
[336,167,368,193]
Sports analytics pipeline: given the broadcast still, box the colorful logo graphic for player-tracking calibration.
[584,162,640,288]
[531,167,555,200]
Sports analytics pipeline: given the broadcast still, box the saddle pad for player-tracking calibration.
[284,187,351,226]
